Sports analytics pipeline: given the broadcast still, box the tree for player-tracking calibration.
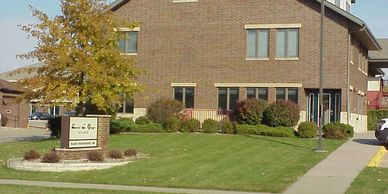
[18,0,141,115]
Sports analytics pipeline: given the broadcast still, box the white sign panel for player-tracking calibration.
[69,140,97,148]
[69,117,98,140]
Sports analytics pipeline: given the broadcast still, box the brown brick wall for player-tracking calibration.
[114,0,367,113]
[0,93,29,128]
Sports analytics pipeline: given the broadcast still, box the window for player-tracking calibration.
[247,29,269,58]
[119,31,138,54]
[335,0,341,7]
[174,87,194,108]
[218,88,239,111]
[118,95,134,114]
[276,88,298,103]
[346,2,350,12]
[276,29,299,58]
[246,88,268,101]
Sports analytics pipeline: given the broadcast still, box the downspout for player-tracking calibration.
[347,33,351,125]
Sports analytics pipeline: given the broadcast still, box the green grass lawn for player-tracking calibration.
[346,167,388,194]
[0,133,344,193]
[0,184,168,194]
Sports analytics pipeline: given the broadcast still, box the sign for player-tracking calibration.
[68,117,98,148]
[69,140,97,148]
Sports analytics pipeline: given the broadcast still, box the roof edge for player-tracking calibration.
[105,0,130,12]
[315,0,381,50]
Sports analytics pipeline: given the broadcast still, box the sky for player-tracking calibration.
[0,0,387,73]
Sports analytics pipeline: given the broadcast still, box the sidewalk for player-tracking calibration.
[284,132,383,194]
[0,179,268,194]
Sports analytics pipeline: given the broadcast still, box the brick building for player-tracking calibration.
[108,0,382,133]
[0,79,29,128]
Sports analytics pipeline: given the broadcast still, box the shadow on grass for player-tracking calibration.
[1,136,54,144]
[242,135,313,150]
[352,139,383,146]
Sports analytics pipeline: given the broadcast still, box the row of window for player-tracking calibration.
[247,28,299,59]
[173,87,298,110]
[118,28,300,59]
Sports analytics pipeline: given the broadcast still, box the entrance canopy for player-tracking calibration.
[369,39,388,77]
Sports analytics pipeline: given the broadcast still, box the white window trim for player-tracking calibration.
[171,83,197,87]
[173,0,198,3]
[245,24,302,29]
[214,83,302,88]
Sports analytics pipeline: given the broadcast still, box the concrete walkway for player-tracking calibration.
[0,127,50,143]
[284,132,383,194]
[0,179,268,194]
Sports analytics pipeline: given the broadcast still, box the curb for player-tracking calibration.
[367,146,387,167]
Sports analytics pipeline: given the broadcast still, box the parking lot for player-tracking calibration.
[0,127,50,143]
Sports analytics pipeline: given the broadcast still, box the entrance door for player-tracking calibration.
[307,90,341,126]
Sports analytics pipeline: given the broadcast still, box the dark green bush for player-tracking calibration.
[135,116,151,125]
[263,100,300,127]
[87,151,104,162]
[23,150,41,161]
[298,122,317,138]
[367,110,388,131]
[124,148,137,157]
[220,120,234,134]
[109,150,123,159]
[130,123,165,133]
[110,118,132,134]
[323,122,354,139]
[180,118,200,133]
[236,98,268,125]
[146,98,183,123]
[162,117,181,132]
[48,117,61,137]
[41,152,60,163]
[236,124,296,137]
[202,119,220,133]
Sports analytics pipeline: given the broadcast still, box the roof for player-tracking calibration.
[106,0,130,11]
[369,39,388,61]
[0,62,44,82]
[108,0,381,50]
[0,79,26,93]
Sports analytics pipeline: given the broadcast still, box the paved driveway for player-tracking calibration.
[0,127,50,143]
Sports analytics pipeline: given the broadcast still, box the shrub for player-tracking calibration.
[87,151,104,162]
[220,119,234,134]
[323,122,354,139]
[48,117,61,137]
[146,98,183,123]
[236,99,268,125]
[202,119,220,133]
[180,118,200,133]
[124,148,137,157]
[41,152,60,163]
[1,115,8,126]
[236,124,296,137]
[109,150,123,159]
[23,150,41,161]
[263,100,300,127]
[135,116,151,125]
[162,117,181,132]
[298,122,317,138]
[367,110,388,131]
[110,118,133,134]
[130,123,165,133]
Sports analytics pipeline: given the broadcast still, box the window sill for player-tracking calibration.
[275,57,299,61]
[120,53,138,56]
[246,58,270,61]
[173,0,198,3]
